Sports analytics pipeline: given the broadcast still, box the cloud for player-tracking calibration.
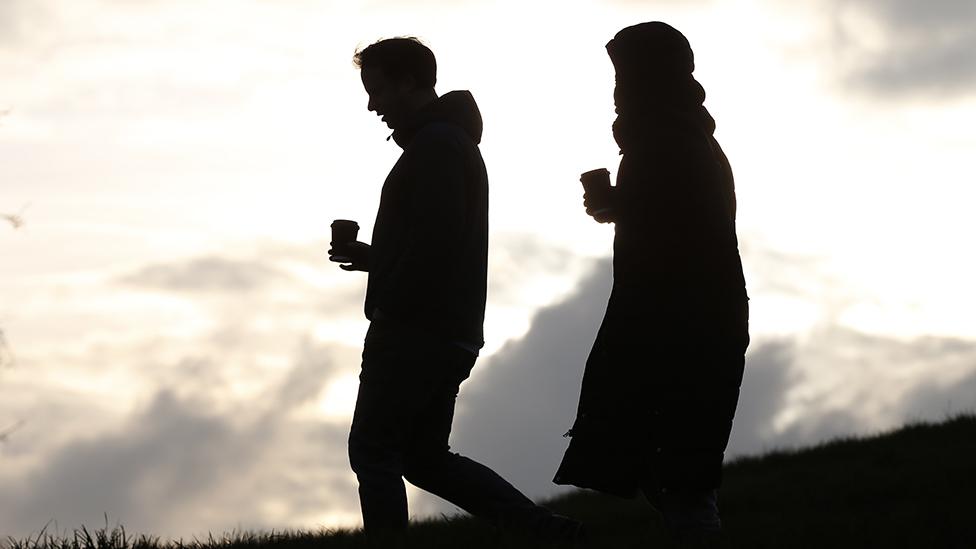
[898,352,976,421]
[276,337,346,405]
[1,391,260,534]
[112,247,368,328]
[0,327,14,369]
[7,238,976,535]
[725,339,798,455]
[603,0,713,4]
[444,260,821,503]
[448,259,612,502]
[119,257,286,293]
[0,339,360,540]
[487,234,593,306]
[2,238,373,535]
[825,0,976,99]
[416,256,976,516]
[0,0,44,48]
[451,259,811,500]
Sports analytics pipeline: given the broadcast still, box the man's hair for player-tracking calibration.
[353,37,437,89]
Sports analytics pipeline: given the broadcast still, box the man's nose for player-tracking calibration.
[367,98,376,112]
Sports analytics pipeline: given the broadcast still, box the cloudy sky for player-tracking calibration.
[2,0,976,541]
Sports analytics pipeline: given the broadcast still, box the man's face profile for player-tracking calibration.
[361,66,413,130]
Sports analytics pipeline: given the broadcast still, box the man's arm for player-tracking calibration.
[328,241,371,272]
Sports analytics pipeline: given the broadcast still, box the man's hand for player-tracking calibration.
[329,241,371,272]
[584,188,615,224]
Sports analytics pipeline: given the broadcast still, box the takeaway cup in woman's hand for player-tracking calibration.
[580,168,614,220]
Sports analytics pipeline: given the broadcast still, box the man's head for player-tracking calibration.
[354,37,437,130]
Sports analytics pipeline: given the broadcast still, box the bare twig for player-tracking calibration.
[0,328,13,368]
[0,342,15,377]
[0,420,25,444]
[2,203,30,230]
[2,214,24,229]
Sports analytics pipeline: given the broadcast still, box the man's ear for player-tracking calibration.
[395,74,418,94]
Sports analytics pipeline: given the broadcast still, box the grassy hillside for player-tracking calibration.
[8,414,976,549]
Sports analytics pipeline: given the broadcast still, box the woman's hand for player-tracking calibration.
[584,188,616,224]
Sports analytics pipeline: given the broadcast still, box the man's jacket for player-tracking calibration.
[365,91,488,350]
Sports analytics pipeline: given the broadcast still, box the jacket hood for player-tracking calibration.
[392,90,484,148]
[606,21,695,80]
[606,23,715,151]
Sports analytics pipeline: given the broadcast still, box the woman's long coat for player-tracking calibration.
[554,114,749,497]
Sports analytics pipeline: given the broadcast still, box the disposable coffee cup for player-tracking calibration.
[580,168,611,194]
[580,168,612,216]
[330,219,359,262]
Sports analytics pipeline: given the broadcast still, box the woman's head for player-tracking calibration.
[606,22,704,112]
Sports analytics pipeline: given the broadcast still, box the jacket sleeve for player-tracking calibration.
[381,126,469,317]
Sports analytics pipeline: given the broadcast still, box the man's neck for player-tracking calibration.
[389,90,438,145]
[403,90,437,120]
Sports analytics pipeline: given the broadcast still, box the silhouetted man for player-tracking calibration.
[329,37,580,542]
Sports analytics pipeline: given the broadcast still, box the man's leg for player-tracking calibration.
[347,322,444,531]
[401,344,581,539]
[348,378,407,530]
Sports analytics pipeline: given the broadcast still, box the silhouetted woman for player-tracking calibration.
[554,22,749,545]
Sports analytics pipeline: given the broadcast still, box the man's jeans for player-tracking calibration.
[348,319,544,531]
